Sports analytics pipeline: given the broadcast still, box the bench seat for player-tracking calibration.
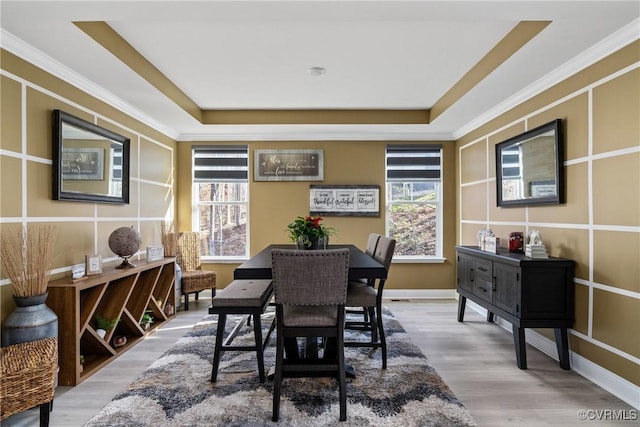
[209,279,274,383]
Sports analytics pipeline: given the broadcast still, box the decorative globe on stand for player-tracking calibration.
[109,226,142,269]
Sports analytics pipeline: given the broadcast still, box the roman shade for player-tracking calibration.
[386,144,442,181]
[193,146,248,182]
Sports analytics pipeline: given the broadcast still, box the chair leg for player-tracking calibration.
[338,330,347,422]
[184,293,189,311]
[211,314,227,382]
[272,314,283,422]
[39,401,51,427]
[376,304,387,369]
[368,307,378,342]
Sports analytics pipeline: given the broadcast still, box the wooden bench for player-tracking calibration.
[209,279,274,383]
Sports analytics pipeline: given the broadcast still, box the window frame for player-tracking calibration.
[385,145,444,262]
[192,146,250,262]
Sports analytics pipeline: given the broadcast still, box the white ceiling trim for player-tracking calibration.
[2,17,638,144]
[179,130,454,142]
[453,18,640,140]
[0,29,179,140]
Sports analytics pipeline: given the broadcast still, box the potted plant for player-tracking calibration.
[95,314,119,339]
[141,312,154,330]
[287,215,335,249]
[0,225,59,346]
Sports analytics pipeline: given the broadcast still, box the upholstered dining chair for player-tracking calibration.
[175,232,216,310]
[346,233,381,324]
[271,248,350,422]
[344,236,396,369]
[0,337,58,427]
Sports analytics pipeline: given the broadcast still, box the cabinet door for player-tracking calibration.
[493,262,520,315]
[473,258,493,303]
[456,253,474,293]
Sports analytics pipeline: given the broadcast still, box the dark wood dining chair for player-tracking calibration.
[344,236,396,368]
[346,232,381,329]
[271,248,350,422]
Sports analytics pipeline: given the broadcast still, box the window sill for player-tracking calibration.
[392,257,446,264]
[201,256,249,264]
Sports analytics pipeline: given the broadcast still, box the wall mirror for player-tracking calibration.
[495,119,564,207]
[53,110,130,204]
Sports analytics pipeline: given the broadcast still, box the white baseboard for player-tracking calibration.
[464,299,640,409]
[383,289,457,300]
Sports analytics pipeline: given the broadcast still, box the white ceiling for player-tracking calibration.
[1,1,639,141]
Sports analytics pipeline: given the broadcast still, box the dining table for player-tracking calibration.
[234,244,387,281]
[233,244,387,379]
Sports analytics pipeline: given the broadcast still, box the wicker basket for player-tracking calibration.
[0,337,58,421]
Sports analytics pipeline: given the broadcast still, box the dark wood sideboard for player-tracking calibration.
[47,258,176,385]
[455,246,575,370]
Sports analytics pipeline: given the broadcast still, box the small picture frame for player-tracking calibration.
[71,263,86,280]
[86,254,102,275]
[146,245,165,262]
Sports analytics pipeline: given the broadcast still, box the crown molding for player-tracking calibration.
[453,18,640,140]
[3,16,638,144]
[178,129,454,142]
[0,29,179,140]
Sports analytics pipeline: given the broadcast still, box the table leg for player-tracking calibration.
[512,325,527,369]
[487,311,494,323]
[555,327,571,370]
[457,295,466,322]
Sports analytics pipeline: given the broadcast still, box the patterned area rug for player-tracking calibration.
[85,309,477,426]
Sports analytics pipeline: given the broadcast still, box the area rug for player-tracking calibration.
[85,309,477,426]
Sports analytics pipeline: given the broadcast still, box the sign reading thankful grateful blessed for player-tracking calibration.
[309,185,379,216]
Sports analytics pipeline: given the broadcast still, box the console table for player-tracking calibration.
[47,258,176,385]
[455,246,574,370]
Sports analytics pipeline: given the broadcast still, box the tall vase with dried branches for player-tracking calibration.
[161,220,182,309]
[0,225,59,346]
[161,220,178,257]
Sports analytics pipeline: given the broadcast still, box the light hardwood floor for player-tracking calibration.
[4,296,636,426]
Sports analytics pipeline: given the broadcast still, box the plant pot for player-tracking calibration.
[296,236,329,250]
[96,328,107,339]
[113,335,127,348]
[2,292,58,346]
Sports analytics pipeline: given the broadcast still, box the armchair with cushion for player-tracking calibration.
[271,248,350,422]
[175,232,217,311]
[0,337,57,427]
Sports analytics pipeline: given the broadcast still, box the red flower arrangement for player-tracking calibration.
[286,215,335,248]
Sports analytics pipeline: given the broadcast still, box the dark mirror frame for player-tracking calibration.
[495,119,564,207]
[53,110,130,204]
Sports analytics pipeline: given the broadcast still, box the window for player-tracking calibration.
[500,146,523,201]
[386,145,442,259]
[192,146,248,259]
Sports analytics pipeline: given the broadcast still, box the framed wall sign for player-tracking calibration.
[61,148,105,180]
[254,149,323,181]
[85,254,102,275]
[309,185,380,217]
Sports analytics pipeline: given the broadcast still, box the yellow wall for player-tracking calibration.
[1,36,638,392]
[456,41,640,386]
[0,50,177,331]
[176,140,457,291]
